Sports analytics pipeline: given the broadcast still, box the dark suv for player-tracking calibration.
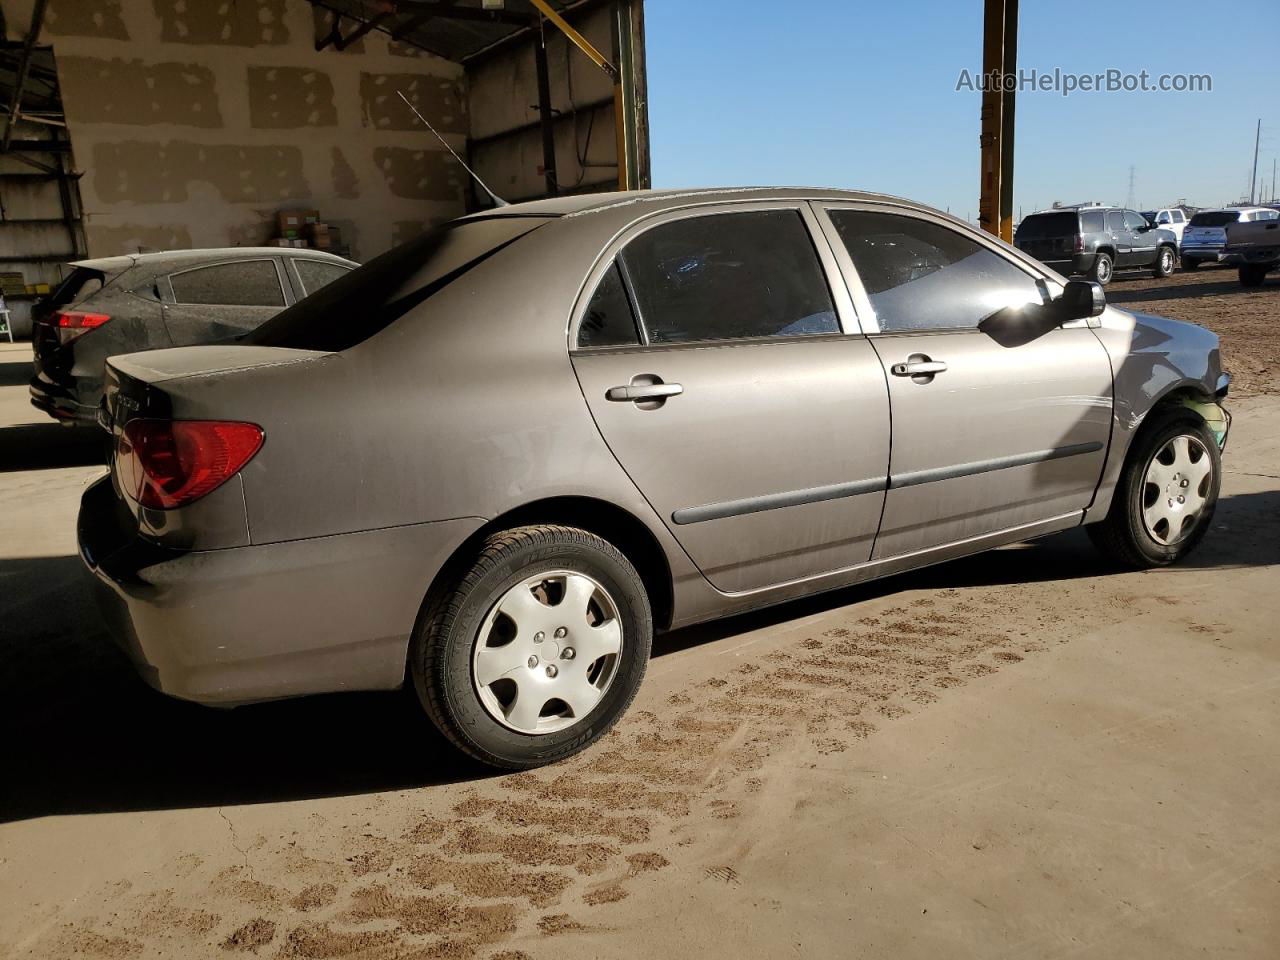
[1014,206,1178,285]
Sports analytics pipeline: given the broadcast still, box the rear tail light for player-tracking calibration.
[52,310,111,345]
[1073,234,1084,253]
[116,419,264,510]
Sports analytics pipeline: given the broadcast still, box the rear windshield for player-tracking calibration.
[1015,212,1078,238]
[1189,212,1239,227]
[48,265,108,308]
[245,216,549,352]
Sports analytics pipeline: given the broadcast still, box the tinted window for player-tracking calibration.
[1259,209,1280,221]
[620,210,838,344]
[247,217,547,352]
[578,261,639,348]
[1106,211,1126,233]
[171,260,284,307]
[1124,211,1148,231]
[293,259,352,296]
[1155,212,1170,224]
[1172,210,1186,223]
[1015,212,1078,238]
[1079,211,1105,232]
[1189,212,1239,227]
[829,210,1043,333]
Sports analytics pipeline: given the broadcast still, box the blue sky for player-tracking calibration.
[645,0,1280,219]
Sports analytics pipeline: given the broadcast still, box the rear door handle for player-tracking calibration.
[606,381,684,402]
[890,360,947,377]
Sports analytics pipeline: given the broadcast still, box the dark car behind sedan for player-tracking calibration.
[30,247,356,423]
[1014,206,1178,285]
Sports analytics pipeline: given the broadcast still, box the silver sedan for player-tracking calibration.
[79,188,1230,769]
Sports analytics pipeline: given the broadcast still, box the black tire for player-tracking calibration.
[1152,245,1176,278]
[1239,264,1268,287]
[1182,257,1200,271]
[409,524,652,770]
[1087,409,1221,569]
[1088,252,1114,285]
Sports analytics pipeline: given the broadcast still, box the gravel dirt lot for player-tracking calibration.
[1,267,1278,959]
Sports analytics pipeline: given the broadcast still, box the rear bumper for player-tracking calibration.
[1180,245,1224,260]
[1221,248,1280,267]
[1039,253,1097,275]
[78,475,484,705]
[29,375,97,422]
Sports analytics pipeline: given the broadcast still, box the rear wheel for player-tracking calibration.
[1239,264,1269,287]
[1087,410,1220,568]
[410,525,651,769]
[1088,252,1114,285]
[1152,245,1176,278]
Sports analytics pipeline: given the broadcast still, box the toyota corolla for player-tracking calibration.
[78,188,1230,769]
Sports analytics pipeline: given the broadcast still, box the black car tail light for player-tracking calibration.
[53,310,111,346]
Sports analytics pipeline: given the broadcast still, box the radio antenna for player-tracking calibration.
[397,89,508,208]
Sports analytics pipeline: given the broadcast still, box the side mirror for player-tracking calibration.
[1058,279,1106,320]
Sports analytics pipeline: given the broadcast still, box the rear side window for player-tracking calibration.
[1079,211,1104,232]
[829,210,1043,333]
[170,260,284,307]
[247,216,547,352]
[620,210,838,344]
[293,259,352,296]
[577,261,639,348]
[1015,212,1078,238]
[1106,211,1126,233]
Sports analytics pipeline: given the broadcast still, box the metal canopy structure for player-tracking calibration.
[309,0,645,196]
[311,0,577,63]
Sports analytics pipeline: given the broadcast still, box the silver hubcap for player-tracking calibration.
[1161,249,1173,272]
[1142,434,1212,545]
[472,570,623,735]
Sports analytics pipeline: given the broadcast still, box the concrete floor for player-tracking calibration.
[1,338,1277,959]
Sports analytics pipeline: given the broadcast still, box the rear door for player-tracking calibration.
[1106,210,1134,265]
[162,257,291,345]
[815,203,1113,559]
[570,203,891,594]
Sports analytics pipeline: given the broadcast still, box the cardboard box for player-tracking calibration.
[271,238,291,247]
[277,210,303,235]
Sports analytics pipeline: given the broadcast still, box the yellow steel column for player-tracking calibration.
[979,0,1017,242]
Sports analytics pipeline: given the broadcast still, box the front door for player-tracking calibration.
[816,204,1114,559]
[571,204,891,594]
[162,257,292,345]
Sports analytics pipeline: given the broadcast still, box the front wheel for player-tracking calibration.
[1087,410,1221,568]
[1088,252,1114,285]
[410,525,652,769]
[1152,245,1176,278]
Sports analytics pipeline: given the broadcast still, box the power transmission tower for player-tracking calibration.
[1126,165,1136,209]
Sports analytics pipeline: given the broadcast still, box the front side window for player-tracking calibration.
[1156,212,1171,224]
[1124,211,1148,231]
[828,210,1043,333]
[619,210,839,344]
[577,261,640,348]
[170,260,284,307]
[293,259,352,296]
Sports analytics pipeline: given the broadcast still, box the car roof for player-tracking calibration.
[462,187,937,220]
[68,247,357,272]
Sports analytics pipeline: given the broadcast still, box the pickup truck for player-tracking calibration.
[1222,217,1280,287]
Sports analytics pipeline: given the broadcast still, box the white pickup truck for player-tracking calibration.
[1222,212,1280,286]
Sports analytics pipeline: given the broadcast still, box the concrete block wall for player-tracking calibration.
[15,0,471,261]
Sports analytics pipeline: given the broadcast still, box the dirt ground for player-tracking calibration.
[1,267,1278,959]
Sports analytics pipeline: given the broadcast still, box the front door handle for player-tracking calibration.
[890,359,947,378]
[606,379,684,403]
